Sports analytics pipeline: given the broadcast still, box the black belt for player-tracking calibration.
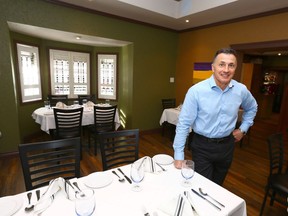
[194,133,232,143]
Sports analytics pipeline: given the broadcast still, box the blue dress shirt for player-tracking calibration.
[173,75,258,160]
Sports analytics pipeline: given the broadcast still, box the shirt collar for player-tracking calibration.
[209,75,234,90]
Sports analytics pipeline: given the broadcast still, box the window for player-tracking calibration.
[16,43,42,103]
[49,49,90,98]
[97,54,118,100]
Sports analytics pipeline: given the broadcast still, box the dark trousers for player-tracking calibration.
[191,133,235,185]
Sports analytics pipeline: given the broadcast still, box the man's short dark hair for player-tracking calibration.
[213,48,237,62]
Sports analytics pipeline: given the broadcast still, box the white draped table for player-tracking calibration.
[7,160,247,216]
[160,108,180,126]
[32,106,120,133]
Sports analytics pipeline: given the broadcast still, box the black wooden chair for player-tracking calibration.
[53,107,83,139]
[78,94,96,105]
[18,137,81,191]
[48,94,68,107]
[161,98,176,139]
[88,105,117,155]
[99,129,139,171]
[259,132,288,215]
[162,98,176,110]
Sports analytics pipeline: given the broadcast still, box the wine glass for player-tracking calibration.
[181,160,195,187]
[75,189,95,216]
[130,160,145,192]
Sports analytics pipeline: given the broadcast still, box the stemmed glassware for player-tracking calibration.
[130,160,145,192]
[181,160,195,187]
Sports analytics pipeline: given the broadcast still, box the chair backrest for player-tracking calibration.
[93,105,117,133]
[18,137,81,191]
[53,107,83,139]
[267,132,284,175]
[48,94,68,107]
[162,98,176,110]
[78,94,96,105]
[99,129,139,170]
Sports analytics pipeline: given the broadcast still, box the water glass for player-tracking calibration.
[44,100,50,109]
[75,189,95,216]
[82,99,87,106]
[130,160,145,192]
[181,160,195,187]
[73,100,79,107]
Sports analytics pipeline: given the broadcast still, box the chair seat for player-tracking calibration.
[269,174,288,193]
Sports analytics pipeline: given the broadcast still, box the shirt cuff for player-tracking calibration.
[174,151,184,161]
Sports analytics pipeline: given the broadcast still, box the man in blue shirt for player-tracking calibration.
[173,48,258,185]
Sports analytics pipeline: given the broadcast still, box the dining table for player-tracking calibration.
[1,155,247,216]
[160,108,244,127]
[32,104,121,133]
[159,108,181,126]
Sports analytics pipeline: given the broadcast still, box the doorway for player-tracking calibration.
[231,40,288,132]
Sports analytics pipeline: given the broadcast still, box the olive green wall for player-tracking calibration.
[176,12,288,103]
[0,0,177,153]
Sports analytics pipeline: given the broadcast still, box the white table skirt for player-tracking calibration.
[159,108,180,126]
[8,161,247,216]
[32,106,120,133]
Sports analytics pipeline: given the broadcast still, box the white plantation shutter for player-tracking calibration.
[17,43,42,103]
[50,49,90,98]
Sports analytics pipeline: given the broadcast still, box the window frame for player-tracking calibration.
[16,42,42,104]
[97,53,118,101]
[49,49,91,98]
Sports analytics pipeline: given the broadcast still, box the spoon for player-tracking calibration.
[112,170,125,182]
[199,188,225,208]
[73,182,85,197]
[25,192,34,212]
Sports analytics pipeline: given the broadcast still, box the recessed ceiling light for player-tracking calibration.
[76,36,81,40]
[278,53,281,56]
[185,20,189,23]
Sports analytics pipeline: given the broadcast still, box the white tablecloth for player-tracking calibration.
[159,108,180,126]
[160,108,244,127]
[8,160,246,216]
[32,106,120,133]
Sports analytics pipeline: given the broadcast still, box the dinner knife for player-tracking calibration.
[191,189,221,211]
[117,168,132,184]
[184,191,198,215]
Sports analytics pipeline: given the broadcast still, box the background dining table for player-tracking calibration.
[160,108,244,128]
[4,156,247,216]
[160,108,181,126]
[32,105,121,133]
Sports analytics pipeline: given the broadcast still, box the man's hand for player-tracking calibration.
[174,160,183,169]
[233,129,245,142]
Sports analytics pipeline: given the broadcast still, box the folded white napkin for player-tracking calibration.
[55,102,67,108]
[86,101,95,107]
[158,194,194,216]
[135,156,158,173]
[33,177,65,215]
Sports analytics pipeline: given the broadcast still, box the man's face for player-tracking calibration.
[212,53,237,89]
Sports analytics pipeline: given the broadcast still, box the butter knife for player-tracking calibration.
[117,168,132,184]
[191,189,221,211]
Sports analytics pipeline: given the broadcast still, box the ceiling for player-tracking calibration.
[51,0,288,31]
[8,0,288,54]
